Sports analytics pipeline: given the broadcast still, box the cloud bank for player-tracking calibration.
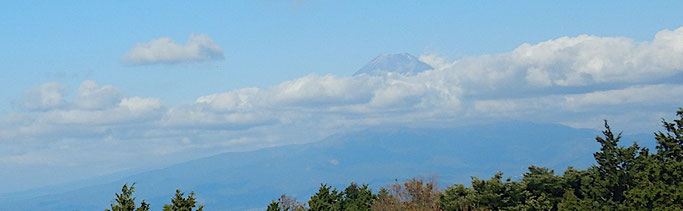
[3,27,683,190]
[121,34,224,65]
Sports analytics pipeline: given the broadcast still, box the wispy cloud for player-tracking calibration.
[121,34,224,65]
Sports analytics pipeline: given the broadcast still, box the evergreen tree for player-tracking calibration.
[440,184,477,211]
[340,183,376,211]
[514,166,564,210]
[590,121,642,205]
[106,183,150,211]
[266,200,281,211]
[162,189,204,211]
[308,184,342,211]
[469,172,515,210]
[625,108,683,209]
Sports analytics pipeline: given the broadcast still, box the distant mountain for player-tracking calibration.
[353,53,433,76]
[1,122,618,210]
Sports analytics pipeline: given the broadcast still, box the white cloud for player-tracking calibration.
[194,73,461,119]
[160,105,275,129]
[19,83,67,111]
[75,80,122,110]
[39,98,162,126]
[121,34,224,65]
[439,27,683,95]
[119,97,162,113]
[562,84,683,110]
[419,54,451,70]
[1,81,165,141]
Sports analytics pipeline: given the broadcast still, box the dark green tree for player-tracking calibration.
[624,108,683,209]
[440,184,477,211]
[267,200,281,211]
[340,183,376,210]
[592,121,640,204]
[514,166,564,210]
[469,172,518,210]
[106,183,150,211]
[162,189,204,211]
[308,184,342,211]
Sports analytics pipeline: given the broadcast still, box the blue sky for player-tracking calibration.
[2,1,683,192]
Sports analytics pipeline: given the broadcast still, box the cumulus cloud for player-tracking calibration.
[121,34,224,65]
[1,81,165,142]
[20,83,67,111]
[189,27,683,132]
[438,27,683,96]
[75,80,122,110]
[195,73,461,118]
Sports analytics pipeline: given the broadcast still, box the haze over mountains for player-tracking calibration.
[0,122,614,210]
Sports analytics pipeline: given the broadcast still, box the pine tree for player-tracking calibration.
[266,200,281,211]
[308,184,342,211]
[440,184,477,211]
[162,189,204,211]
[106,183,150,211]
[340,183,376,211]
[590,121,641,205]
[625,108,683,209]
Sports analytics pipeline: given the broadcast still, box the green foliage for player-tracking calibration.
[267,200,281,211]
[624,108,683,209]
[590,121,642,205]
[440,184,476,211]
[162,189,204,211]
[106,183,150,211]
[469,172,514,209]
[269,183,376,211]
[308,184,342,211]
[340,183,376,211]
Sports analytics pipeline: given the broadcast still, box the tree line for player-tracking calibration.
[107,108,683,210]
[106,183,203,211]
[268,108,683,210]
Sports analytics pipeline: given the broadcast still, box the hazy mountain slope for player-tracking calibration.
[1,122,623,210]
